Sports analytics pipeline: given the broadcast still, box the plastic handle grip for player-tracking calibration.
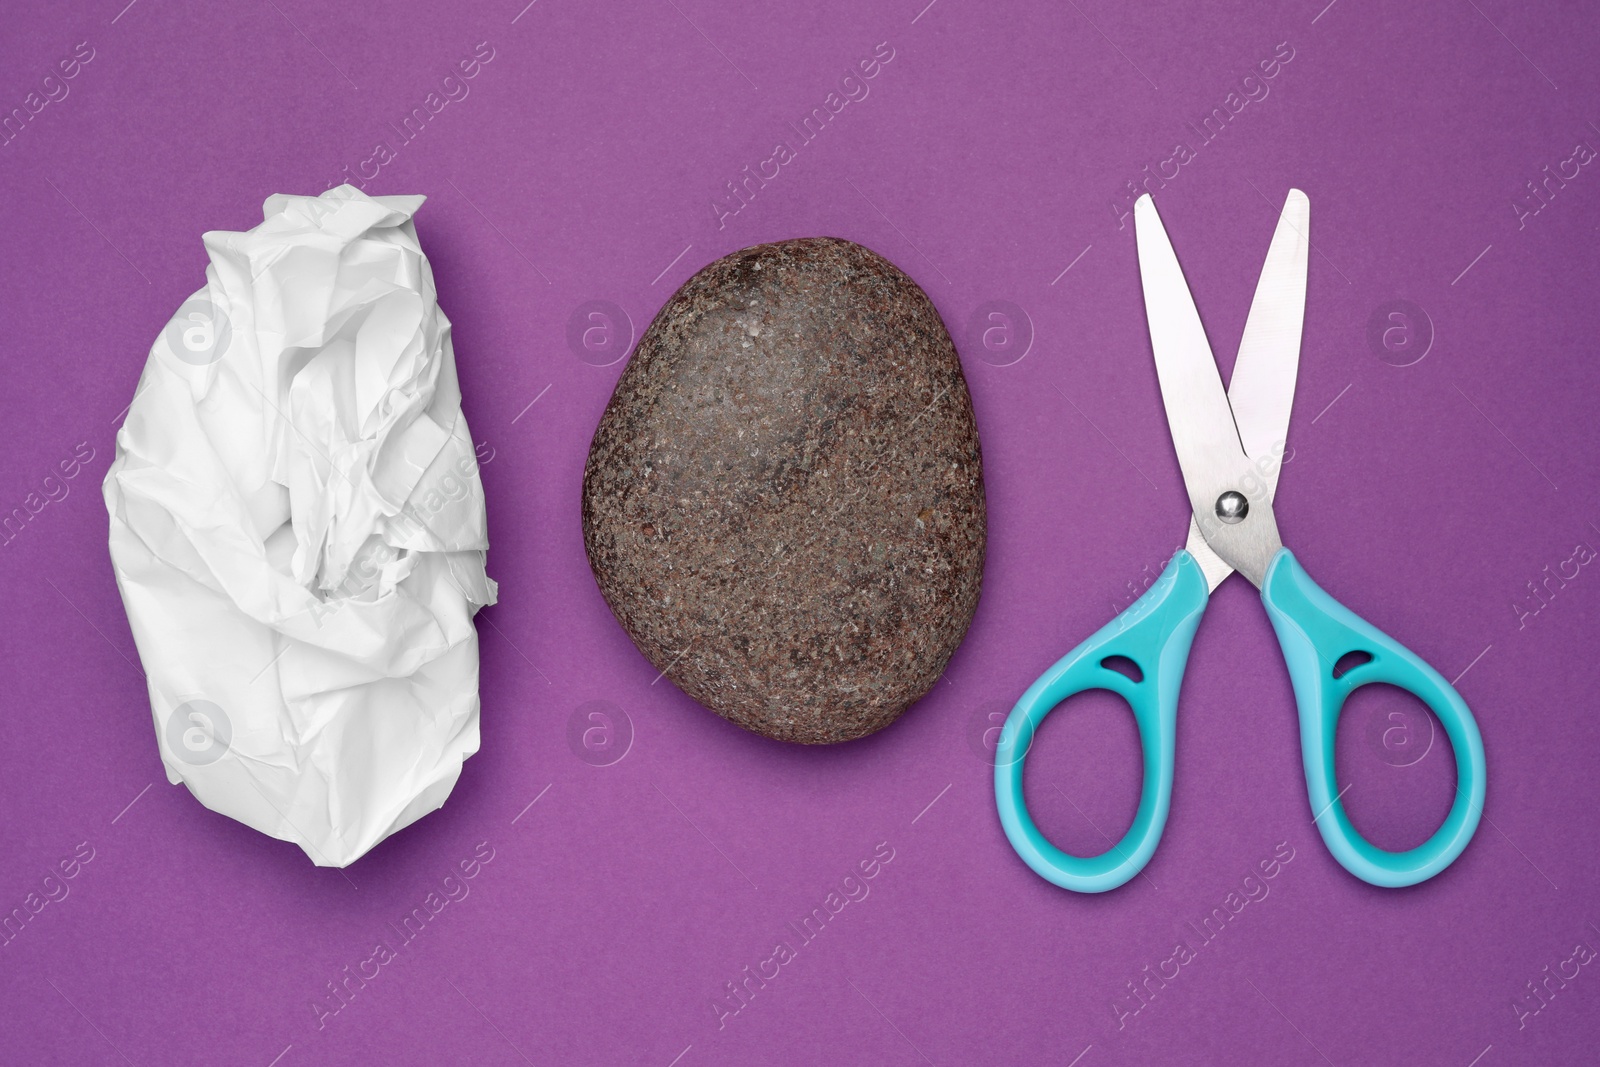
[994,551,1210,892]
[1260,548,1486,888]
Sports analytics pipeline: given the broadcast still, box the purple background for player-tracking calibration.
[2,1,1597,1064]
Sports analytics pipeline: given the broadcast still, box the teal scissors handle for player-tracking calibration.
[1261,548,1486,888]
[994,551,1210,892]
[994,547,1486,893]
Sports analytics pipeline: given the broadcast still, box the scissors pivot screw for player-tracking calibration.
[1214,491,1249,524]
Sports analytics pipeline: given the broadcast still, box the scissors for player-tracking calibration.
[994,189,1486,892]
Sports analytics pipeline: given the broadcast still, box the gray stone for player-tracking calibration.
[582,237,985,743]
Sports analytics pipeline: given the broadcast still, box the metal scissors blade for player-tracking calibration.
[1179,189,1310,588]
[1135,192,1301,588]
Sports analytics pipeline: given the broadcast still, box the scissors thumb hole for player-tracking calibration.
[1022,686,1145,859]
[1333,681,1456,853]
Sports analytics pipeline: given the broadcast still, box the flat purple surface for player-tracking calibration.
[2,2,1597,1064]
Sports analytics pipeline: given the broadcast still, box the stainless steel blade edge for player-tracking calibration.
[1135,194,1284,588]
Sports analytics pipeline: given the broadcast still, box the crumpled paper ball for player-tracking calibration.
[103,185,496,866]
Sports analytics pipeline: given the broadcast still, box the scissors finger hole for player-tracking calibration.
[1021,688,1142,859]
[1333,683,1456,853]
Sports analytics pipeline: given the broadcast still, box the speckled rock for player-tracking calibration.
[582,237,985,744]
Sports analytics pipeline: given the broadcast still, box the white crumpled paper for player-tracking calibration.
[104,185,496,867]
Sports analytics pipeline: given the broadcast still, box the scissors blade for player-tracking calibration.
[1183,518,1234,591]
[1180,189,1309,589]
[1135,194,1283,589]
[1228,188,1308,500]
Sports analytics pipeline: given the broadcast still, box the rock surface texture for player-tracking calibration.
[582,237,985,743]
